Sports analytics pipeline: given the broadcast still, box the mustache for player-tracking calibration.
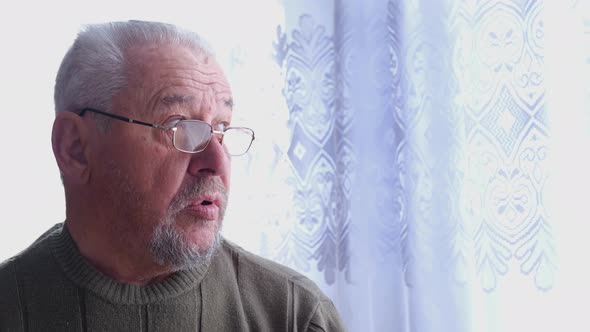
[169,177,228,211]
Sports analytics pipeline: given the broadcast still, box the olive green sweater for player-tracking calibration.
[0,224,346,331]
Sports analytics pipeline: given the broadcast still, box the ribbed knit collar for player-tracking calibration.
[49,224,211,305]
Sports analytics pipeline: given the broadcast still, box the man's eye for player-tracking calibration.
[164,117,185,127]
[215,122,230,131]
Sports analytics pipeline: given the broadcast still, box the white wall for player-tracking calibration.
[0,0,284,261]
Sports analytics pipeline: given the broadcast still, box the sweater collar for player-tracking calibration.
[49,223,212,305]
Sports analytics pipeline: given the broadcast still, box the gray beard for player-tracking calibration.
[149,220,222,271]
[149,177,228,271]
[106,159,228,272]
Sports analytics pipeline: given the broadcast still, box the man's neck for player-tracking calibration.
[65,219,173,286]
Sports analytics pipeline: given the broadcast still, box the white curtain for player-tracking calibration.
[1,0,589,331]
[223,0,590,331]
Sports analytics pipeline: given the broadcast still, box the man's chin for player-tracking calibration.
[184,221,220,251]
[149,221,222,270]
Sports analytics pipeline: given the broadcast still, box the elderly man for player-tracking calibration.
[0,20,345,331]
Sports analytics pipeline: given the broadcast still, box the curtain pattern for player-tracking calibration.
[223,0,589,330]
[273,12,353,284]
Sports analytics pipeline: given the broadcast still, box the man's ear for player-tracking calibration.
[51,112,91,184]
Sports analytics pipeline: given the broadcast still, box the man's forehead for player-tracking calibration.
[126,43,231,88]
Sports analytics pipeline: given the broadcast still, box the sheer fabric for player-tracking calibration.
[222,0,590,331]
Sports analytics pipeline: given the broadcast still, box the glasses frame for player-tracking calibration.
[78,108,255,156]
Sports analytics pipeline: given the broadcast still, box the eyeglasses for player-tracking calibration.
[79,108,255,156]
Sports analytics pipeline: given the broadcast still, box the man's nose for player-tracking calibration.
[187,134,229,177]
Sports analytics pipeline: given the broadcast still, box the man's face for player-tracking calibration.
[90,43,233,270]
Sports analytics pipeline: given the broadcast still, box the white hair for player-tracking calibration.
[54,20,215,118]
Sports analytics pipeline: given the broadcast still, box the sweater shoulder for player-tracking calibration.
[0,224,62,330]
[0,256,23,330]
[0,256,18,297]
[1,224,62,270]
[220,239,328,301]
[215,239,346,331]
[0,223,64,293]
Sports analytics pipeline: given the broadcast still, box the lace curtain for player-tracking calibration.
[223,0,590,331]
[1,0,589,331]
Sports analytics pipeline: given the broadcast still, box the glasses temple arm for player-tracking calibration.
[79,108,170,130]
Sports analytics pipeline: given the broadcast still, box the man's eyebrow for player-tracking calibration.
[224,98,234,110]
[160,95,195,107]
[159,95,233,111]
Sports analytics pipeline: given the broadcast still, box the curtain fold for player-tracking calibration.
[223,0,590,330]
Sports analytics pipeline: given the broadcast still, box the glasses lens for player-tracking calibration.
[173,121,211,152]
[224,128,254,156]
